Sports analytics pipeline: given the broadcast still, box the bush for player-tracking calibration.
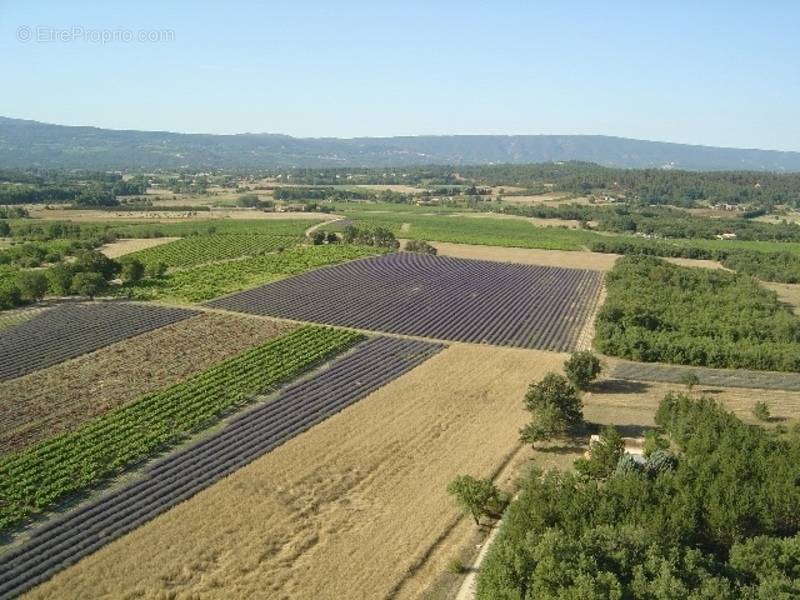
[119,258,145,283]
[70,271,107,299]
[645,448,678,476]
[563,350,601,390]
[144,261,168,278]
[404,239,438,255]
[753,401,771,422]
[15,270,48,302]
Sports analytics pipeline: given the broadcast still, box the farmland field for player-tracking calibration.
[99,237,179,258]
[209,252,603,351]
[121,244,384,303]
[125,233,301,268]
[0,336,442,599]
[0,302,196,381]
[0,326,360,532]
[0,313,296,456]
[428,241,619,271]
[22,344,567,600]
[331,210,602,250]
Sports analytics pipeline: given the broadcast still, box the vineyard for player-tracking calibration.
[209,252,604,351]
[126,233,301,268]
[0,313,295,457]
[0,302,196,381]
[122,244,385,303]
[0,336,442,599]
[0,326,362,532]
[109,218,321,239]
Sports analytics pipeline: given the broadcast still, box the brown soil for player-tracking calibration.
[0,313,294,456]
[99,237,180,258]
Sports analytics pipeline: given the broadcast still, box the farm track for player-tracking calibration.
[207,252,603,352]
[0,336,443,599]
[0,302,196,381]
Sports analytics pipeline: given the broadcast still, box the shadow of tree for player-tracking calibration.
[590,379,651,394]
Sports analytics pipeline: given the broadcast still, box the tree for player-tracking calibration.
[447,475,501,525]
[752,401,771,422]
[70,271,106,299]
[144,261,167,278]
[405,239,438,255]
[325,231,339,244]
[519,404,567,446]
[16,270,48,302]
[47,263,74,295]
[524,373,583,426]
[0,278,22,309]
[0,221,10,236]
[237,193,260,208]
[563,351,602,390]
[575,425,625,479]
[119,258,145,283]
[311,231,326,245]
[72,250,119,280]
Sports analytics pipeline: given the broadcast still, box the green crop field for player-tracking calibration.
[126,234,301,268]
[110,218,321,238]
[333,210,602,250]
[122,244,384,303]
[0,325,362,531]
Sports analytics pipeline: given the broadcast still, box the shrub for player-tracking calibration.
[119,258,145,283]
[70,271,107,299]
[753,401,771,422]
[15,270,48,302]
[404,239,438,255]
[563,350,601,390]
[645,449,678,476]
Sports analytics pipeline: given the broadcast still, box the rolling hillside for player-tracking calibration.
[2,116,800,171]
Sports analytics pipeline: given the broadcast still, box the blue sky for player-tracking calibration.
[1,1,798,150]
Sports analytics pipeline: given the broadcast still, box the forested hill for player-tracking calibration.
[2,116,800,171]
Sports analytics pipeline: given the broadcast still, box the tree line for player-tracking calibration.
[595,255,800,371]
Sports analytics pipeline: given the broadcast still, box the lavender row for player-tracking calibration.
[0,336,443,599]
[0,302,196,381]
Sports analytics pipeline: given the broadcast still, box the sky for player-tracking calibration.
[1,1,799,151]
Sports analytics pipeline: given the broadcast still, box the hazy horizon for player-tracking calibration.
[2,1,799,151]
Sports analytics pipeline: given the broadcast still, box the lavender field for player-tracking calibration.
[208,253,603,351]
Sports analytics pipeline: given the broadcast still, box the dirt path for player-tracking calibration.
[304,216,344,237]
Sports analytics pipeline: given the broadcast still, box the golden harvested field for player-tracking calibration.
[28,344,567,600]
[500,193,593,206]
[664,256,726,270]
[763,281,800,314]
[430,241,620,271]
[0,313,294,456]
[99,237,180,258]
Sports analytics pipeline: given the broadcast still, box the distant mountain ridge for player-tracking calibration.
[1,116,800,171]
